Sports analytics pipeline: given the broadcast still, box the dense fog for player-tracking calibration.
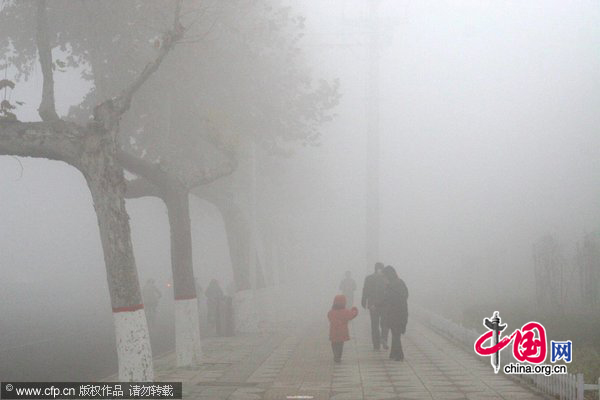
[1,0,598,382]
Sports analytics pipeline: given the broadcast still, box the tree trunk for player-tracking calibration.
[193,189,256,292]
[1,0,185,380]
[214,199,252,291]
[0,121,154,381]
[80,132,153,381]
[164,183,202,366]
[119,152,205,367]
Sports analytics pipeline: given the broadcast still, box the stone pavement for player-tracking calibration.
[149,312,548,400]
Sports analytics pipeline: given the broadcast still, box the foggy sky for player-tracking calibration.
[293,0,600,307]
[1,0,599,329]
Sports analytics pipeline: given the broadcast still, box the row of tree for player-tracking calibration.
[533,232,600,311]
[0,0,338,380]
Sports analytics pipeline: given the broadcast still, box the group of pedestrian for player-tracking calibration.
[328,262,409,363]
[204,279,224,328]
[142,277,228,335]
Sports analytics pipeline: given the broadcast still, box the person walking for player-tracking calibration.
[361,262,389,350]
[382,265,409,361]
[327,294,358,363]
[142,279,162,326]
[205,279,224,330]
[339,271,357,307]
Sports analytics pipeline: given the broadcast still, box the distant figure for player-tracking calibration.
[195,278,207,329]
[382,265,409,361]
[327,294,358,363]
[361,262,389,350]
[205,279,224,328]
[339,271,357,307]
[142,279,162,326]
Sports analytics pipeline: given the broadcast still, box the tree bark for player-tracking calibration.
[164,182,202,366]
[120,148,239,361]
[0,121,82,163]
[35,0,59,121]
[1,0,187,381]
[80,131,153,380]
[197,190,251,292]
[0,122,154,380]
[119,154,204,367]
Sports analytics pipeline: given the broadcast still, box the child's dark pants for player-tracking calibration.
[331,341,344,361]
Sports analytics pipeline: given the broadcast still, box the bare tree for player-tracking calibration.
[119,145,235,366]
[0,0,184,380]
[116,0,339,337]
[576,232,600,309]
[533,235,565,311]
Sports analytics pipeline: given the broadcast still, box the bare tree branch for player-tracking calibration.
[168,125,239,188]
[104,0,185,123]
[185,158,237,188]
[173,0,182,27]
[117,148,170,188]
[10,156,25,180]
[36,0,59,121]
[177,11,219,44]
[125,177,163,199]
[118,146,237,193]
[0,121,84,165]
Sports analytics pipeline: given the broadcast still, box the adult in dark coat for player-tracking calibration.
[205,279,224,327]
[361,262,388,350]
[142,279,162,326]
[382,265,409,361]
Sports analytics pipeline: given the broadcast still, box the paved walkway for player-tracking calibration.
[147,311,547,400]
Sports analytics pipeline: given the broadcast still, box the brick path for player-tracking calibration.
[148,312,547,399]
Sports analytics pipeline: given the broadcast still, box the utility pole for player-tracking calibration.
[366,0,381,267]
[301,0,391,268]
[248,139,258,290]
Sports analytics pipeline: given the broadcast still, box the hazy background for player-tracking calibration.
[1,0,599,379]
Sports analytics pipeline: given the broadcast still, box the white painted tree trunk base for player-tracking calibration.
[113,309,154,381]
[175,298,202,367]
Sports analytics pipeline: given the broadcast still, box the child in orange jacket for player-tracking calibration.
[327,294,359,363]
